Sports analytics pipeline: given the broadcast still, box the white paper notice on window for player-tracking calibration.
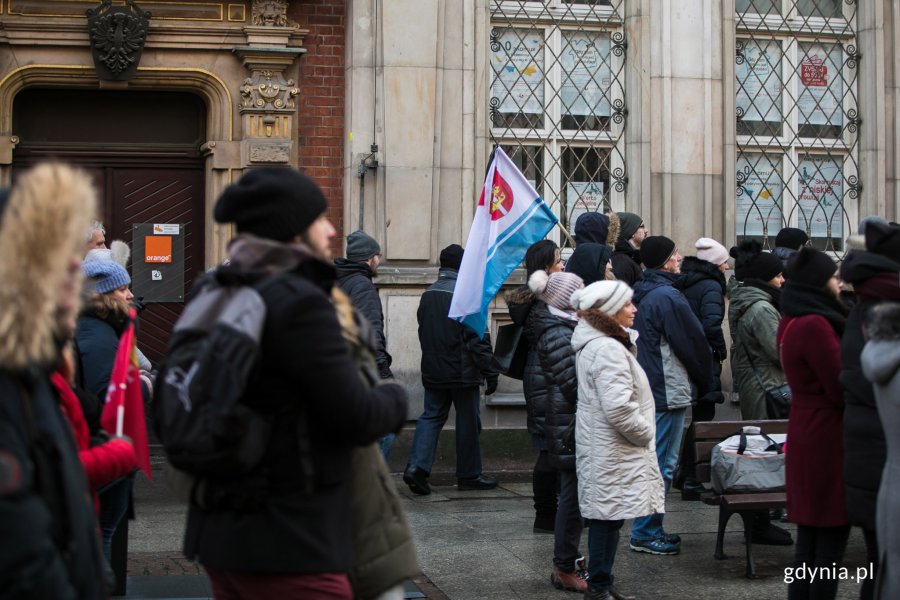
[736,40,782,123]
[736,154,783,237]
[797,43,843,127]
[491,29,544,115]
[567,182,605,226]
[561,32,611,118]
[797,156,843,239]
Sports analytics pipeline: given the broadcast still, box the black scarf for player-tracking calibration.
[742,278,782,310]
[781,281,848,335]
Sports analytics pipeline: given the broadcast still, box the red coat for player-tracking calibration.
[51,372,137,512]
[778,314,847,527]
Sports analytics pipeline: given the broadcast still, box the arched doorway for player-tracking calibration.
[12,88,207,365]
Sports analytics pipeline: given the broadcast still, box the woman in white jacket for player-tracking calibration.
[571,281,666,600]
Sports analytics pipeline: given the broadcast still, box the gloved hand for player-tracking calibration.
[485,376,499,396]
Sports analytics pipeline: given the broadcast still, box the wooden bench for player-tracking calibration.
[693,419,788,579]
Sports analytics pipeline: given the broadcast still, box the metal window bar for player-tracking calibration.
[735,0,858,254]
[490,0,626,247]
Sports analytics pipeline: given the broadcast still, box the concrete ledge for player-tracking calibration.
[385,426,535,483]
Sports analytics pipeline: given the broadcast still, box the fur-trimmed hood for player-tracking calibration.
[573,307,636,354]
[0,164,97,370]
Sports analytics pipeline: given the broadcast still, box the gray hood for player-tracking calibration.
[861,340,900,386]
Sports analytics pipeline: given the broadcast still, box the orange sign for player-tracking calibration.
[145,236,172,263]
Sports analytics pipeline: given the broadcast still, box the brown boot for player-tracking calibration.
[583,589,611,600]
[609,584,638,600]
[551,565,588,593]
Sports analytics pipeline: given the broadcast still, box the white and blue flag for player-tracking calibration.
[449,147,558,334]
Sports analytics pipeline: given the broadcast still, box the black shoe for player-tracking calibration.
[680,480,709,501]
[403,465,431,496]
[584,589,611,600]
[750,523,793,546]
[533,516,556,534]
[457,474,498,490]
[609,585,638,600]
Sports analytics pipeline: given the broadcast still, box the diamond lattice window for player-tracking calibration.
[735,0,858,253]
[490,0,626,247]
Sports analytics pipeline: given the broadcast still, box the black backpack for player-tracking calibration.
[154,270,275,478]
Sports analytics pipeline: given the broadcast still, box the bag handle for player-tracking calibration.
[737,429,784,455]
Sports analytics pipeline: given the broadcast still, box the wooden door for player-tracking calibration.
[110,168,205,365]
[11,89,207,366]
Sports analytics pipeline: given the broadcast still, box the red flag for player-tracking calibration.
[101,309,152,479]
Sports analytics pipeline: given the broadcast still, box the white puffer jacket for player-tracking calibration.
[572,311,665,521]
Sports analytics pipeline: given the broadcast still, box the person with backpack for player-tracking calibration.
[0,163,108,599]
[183,167,408,600]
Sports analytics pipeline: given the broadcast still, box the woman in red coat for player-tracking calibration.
[778,247,850,600]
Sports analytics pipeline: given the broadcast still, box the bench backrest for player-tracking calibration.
[693,420,788,484]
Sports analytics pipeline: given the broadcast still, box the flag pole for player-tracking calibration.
[556,221,576,248]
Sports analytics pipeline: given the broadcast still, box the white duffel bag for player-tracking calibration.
[710,426,786,494]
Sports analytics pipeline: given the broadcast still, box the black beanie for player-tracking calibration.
[730,240,783,282]
[573,212,610,245]
[774,227,809,251]
[865,220,900,264]
[439,244,464,270]
[641,236,676,269]
[565,243,613,285]
[786,247,836,288]
[214,167,327,242]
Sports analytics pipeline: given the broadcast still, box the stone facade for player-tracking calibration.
[2,0,900,427]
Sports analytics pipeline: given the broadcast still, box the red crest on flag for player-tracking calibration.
[485,171,515,220]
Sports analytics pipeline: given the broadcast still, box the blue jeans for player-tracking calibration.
[586,519,624,592]
[378,433,395,460]
[98,473,135,560]
[406,386,482,479]
[630,407,686,542]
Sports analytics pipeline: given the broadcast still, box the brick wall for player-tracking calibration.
[290,0,346,256]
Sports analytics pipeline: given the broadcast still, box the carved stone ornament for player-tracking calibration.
[251,0,289,27]
[86,0,151,82]
[240,69,299,113]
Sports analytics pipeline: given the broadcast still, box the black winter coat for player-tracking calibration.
[678,257,727,404]
[335,258,393,379]
[611,238,643,287]
[838,250,900,529]
[0,370,107,600]
[75,310,127,402]
[506,286,545,438]
[417,269,498,389]
[184,253,408,574]
[531,306,579,470]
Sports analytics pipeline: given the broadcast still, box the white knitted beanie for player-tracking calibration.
[695,237,729,266]
[570,280,633,316]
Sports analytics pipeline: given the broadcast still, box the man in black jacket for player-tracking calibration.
[611,211,647,286]
[335,230,393,380]
[335,230,396,459]
[403,244,500,495]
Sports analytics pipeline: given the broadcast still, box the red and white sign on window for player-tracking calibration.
[800,56,828,87]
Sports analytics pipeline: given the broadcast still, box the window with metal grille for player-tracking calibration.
[735,0,858,253]
[490,0,626,247]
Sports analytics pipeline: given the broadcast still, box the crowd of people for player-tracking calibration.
[1,161,899,600]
